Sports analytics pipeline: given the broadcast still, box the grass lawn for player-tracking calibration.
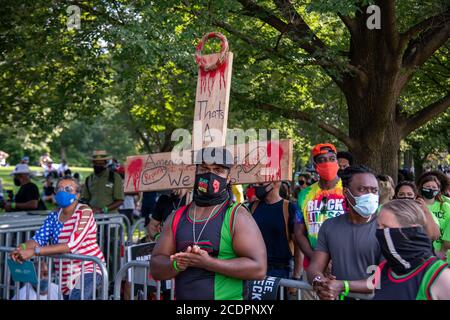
[0,165,93,213]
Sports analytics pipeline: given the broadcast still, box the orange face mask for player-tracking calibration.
[315,162,339,181]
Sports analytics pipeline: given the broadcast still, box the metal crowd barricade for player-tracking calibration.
[0,246,108,300]
[94,213,131,284]
[0,212,131,294]
[113,261,175,300]
[277,278,374,300]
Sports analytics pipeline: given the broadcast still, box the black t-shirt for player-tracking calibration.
[14,182,45,211]
[251,199,297,266]
[152,194,187,223]
[43,185,55,197]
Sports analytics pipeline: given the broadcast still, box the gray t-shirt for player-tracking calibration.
[316,214,382,281]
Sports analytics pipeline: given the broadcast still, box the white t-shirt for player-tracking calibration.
[12,283,61,300]
[120,195,136,210]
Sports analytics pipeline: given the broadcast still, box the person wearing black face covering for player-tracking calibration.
[373,199,450,300]
[417,174,450,259]
[150,147,267,300]
[80,150,124,214]
[5,164,46,212]
[146,189,189,242]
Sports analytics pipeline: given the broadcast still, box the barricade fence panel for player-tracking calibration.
[0,246,108,300]
[113,261,174,301]
[0,213,130,291]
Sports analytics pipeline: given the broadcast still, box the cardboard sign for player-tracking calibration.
[193,52,233,150]
[124,139,293,193]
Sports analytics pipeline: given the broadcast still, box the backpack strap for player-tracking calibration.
[171,204,189,243]
[283,200,294,255]
[108,169,115,184]
[228,202,243,240]
[250,200,260,214]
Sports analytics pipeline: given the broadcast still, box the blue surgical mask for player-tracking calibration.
[347,190,379,218]
[55,191,78,208]
[32,279,49,294]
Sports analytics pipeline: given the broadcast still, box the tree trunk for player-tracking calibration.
[413,153,428,183]
[341,16,406,182]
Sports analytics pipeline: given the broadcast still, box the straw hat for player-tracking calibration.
[90,150,112,161]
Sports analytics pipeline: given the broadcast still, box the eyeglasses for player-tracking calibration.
[55,185,77,194]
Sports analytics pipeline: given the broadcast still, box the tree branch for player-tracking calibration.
[243,99,354,148]
[402,7,450,70]
[213,20,318,67]
[400,7,450,48]
[378,0,400,53]
[337,13,357,35]
[272,0,326,53]
[402,92,450,137]
[234,0,347,90]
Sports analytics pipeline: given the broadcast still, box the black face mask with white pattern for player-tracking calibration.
[375,227,433,275]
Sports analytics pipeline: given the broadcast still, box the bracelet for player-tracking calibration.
[173,260,180,272]
[11,202,16,209]
[20,243,26,250]
[103,206,109,213]
[340,280,350,300]
[312,276,322,287]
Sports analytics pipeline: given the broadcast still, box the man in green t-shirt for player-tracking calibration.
[81,150,124,213]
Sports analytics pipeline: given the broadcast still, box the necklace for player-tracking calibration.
[191,201,225,245]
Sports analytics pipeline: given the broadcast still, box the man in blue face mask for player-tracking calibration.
[12,260,61,300]
[307,165,383,300]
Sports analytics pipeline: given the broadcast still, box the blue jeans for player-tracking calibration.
[63,273,103,300]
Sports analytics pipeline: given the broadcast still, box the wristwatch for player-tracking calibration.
[34,246,41,256]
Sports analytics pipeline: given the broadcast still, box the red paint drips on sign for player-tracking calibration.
[266,142,283,181]
[198,60,227,96]
[127,158,143,191]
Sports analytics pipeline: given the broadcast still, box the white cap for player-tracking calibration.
[10,164,31,176]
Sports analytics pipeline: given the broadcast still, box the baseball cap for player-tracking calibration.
[311,143,337,159]
[195,147,234,169]
[10,164,31,176]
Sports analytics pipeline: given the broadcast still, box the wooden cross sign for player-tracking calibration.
[124,32,293,193]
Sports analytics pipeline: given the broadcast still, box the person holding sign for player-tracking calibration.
[150,147,267,300]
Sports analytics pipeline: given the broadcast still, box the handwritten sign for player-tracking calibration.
[124,139,293,193]
[193,32,233,150]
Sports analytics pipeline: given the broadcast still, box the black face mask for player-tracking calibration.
[13,178,21,187]
[376,227,433,275]
[421,188,439,200]
[255,184,273,201]
[193,172,229,207]
[93,165,106,175]
[298,180,306,186]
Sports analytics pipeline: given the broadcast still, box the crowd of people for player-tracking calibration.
[3,145,450,300]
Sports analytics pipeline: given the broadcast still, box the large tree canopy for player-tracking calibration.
[0,1,448,175]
